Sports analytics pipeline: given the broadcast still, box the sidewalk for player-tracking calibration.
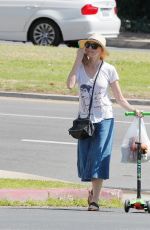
[107,32,150,49]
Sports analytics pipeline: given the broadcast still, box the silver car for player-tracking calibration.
[0,0,121,46]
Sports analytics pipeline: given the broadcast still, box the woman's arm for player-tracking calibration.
[67,48,85,89]
[110,80,136,112]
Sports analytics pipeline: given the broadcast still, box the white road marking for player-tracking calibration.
[0,113,72,120]
[0,112,149,124]
[21,139,77,146]
[1,112,148,146]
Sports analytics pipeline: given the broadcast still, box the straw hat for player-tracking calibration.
[78,33,108,56]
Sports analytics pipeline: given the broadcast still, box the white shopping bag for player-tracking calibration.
[121,117,150,163]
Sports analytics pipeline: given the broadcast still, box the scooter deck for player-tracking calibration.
[130,198,147,210]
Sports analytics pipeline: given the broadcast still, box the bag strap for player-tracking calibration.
[88,60,103,118]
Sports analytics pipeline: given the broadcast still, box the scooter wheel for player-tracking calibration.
[146,201,150,213]
[124,199,130,213]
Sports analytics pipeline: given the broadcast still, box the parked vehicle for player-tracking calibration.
[0,0,121,46]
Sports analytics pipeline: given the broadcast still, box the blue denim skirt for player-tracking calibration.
[77,118,114,182]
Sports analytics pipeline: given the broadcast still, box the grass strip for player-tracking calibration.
[0,198,123,208]
[0,179,85,189]
[0,44,150,99]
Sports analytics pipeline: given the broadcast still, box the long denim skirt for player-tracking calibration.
[77,118,114,182]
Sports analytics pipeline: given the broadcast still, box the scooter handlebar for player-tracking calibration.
[125,112,150,116]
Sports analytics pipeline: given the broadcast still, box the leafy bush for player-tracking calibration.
[116,0,150,32]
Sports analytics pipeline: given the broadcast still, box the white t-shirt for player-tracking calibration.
[76,61,119,123]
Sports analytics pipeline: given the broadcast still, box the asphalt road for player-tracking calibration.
[0,97,150,190]
[0,207,150,230]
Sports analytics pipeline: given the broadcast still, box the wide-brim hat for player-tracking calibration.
[78,33,109,56]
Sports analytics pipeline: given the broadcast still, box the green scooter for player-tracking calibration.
[124,111,150,213]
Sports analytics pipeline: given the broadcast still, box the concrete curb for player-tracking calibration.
[0,91,150,106]
[0,91,79,102]
[0,188,123,202]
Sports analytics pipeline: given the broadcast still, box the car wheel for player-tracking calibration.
[29,19,61,46]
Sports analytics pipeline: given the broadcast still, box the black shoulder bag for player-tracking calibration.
[68,61,103,139]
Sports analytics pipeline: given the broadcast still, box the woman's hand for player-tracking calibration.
[75,48,85,65]
[67,48,85,89]
[134,109,143,117]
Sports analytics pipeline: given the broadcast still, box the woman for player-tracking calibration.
[67,33,141,211]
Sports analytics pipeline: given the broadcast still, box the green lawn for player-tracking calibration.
[0,44,149,98]
[0,178,84,189]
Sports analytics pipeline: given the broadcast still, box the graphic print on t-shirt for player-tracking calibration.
[93,91,103,109]
[80,84,92,114]
[80,84,103,115]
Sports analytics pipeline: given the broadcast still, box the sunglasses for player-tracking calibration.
[85,42,101,50]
